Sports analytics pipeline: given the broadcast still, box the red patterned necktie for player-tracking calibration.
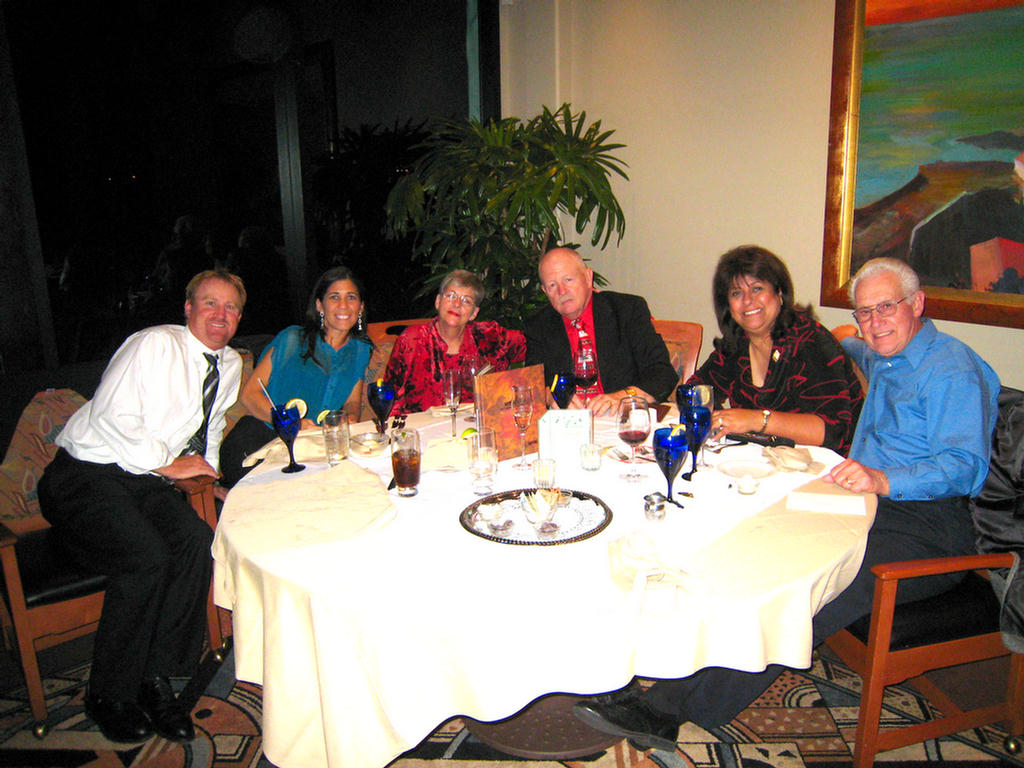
[571,318,598,399]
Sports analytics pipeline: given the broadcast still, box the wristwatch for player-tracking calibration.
[758,409,772,433]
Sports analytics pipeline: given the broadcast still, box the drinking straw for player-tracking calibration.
[257,377,275,407]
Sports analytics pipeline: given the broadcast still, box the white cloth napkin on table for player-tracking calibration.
[608,531,693,591]
[242,428,326,467]
[422,436,469,471]
[763,445,824,473]
[226,460,396,545]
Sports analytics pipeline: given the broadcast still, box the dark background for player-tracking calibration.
[1,0,500,369]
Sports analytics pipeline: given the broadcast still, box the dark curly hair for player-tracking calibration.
[711,245,812,354]
[300,266,372,369]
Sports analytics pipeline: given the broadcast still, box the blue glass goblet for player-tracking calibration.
[550,372,577,409]
[682,405,711,479]
[367,380,396,434]
[270,404,305,473]
[653,426,688,507]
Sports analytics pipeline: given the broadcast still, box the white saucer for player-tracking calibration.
[716,460,776,480]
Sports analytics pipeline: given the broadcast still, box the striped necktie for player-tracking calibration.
[182,353,219,457]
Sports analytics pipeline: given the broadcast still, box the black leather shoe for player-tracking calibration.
[84,693,153,743]
[573,695,679,752]
[138,676,195,742]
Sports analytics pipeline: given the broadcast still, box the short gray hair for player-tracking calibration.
[848,258,920,304]
[439,269,485,306]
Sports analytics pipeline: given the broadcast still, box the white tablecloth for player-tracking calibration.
[211,410,875,768]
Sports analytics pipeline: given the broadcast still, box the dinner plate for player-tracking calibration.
[460,488,612,546]
[716,460,776,480]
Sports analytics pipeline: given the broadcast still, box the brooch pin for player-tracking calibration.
[772,349,781,362]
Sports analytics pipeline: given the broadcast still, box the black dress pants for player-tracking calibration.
[643,495,977,729]
[37,449,213,701]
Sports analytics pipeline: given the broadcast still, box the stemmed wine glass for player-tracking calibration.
[617,396,651,482]
[682,405,712,480]
[652,426,688,508]
[270,403,305,473]
[461,356,481,421]
[574,349,598,407]
[367,380,395,435]
[511,385,534,470]
[550,372,576,409]
[442,368,461,438]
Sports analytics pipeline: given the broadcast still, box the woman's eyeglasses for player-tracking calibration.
[442,291,476,308]
[852,296,907,323]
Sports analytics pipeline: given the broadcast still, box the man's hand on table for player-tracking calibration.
[824,458,889,495]
[586,387,654,417]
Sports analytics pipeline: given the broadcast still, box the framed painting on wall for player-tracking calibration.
[820,0,1024,328]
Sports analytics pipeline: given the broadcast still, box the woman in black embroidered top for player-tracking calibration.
[688,245,863,455]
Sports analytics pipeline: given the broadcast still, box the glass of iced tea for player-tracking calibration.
[391,428,421,497]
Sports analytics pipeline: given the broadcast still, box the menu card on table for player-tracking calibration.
[474,364,545,461]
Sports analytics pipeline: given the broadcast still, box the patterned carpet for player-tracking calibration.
[0,645,1020,768]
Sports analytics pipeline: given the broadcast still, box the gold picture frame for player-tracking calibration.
[820,0,1024,329]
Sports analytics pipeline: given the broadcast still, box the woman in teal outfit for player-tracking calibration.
[220,266,373,486]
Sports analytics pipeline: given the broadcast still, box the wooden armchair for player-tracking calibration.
[0,474,227,738]
[0,389,230,737]
[825,553,1023,767]
[825,385,1024,766]
[0,474,226,738]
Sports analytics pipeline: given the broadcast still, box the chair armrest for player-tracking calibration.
[173,475,216,494]
[871,552,1016,581]
[0,521,18,550]
[172,475,218,530]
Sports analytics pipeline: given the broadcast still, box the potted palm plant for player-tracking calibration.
[385,103,628,328]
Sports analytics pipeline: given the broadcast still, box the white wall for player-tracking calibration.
[500,0,1024,388]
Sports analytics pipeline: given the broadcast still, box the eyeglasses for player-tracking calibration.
[442,291,475,308]
[852,296,907,323]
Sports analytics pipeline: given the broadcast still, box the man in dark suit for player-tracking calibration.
[525,247,677,416]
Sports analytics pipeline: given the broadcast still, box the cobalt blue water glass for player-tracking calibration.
[551,372,577,409]
[653,426,688,502]
[367,381,396,434]
[270,404,305,473]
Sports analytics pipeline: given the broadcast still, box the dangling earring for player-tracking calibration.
[357,312,364,332]
[319,311,325,330]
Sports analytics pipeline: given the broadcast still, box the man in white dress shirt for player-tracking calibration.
[38,270,245,743]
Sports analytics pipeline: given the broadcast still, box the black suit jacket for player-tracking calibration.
[524,291,678,403]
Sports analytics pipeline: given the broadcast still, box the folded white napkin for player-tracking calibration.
[763,445,824,473]
[422,436,469,471]
[786,477,867,516]
[608,531,693,591]
[243,428,326,467]
[227,461,395,541]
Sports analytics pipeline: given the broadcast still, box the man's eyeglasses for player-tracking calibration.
[852,296,907,323]
[442,291,476,308]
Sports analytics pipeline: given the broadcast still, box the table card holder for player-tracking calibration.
[537,409,592,464]
[473,364,545,461]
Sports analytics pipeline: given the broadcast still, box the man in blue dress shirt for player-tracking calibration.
[574,257,1000,751]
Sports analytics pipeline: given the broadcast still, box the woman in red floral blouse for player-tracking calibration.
[689,245,864,455]
[384,270,526,415]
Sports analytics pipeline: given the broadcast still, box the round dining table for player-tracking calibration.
[211,408,875,768]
